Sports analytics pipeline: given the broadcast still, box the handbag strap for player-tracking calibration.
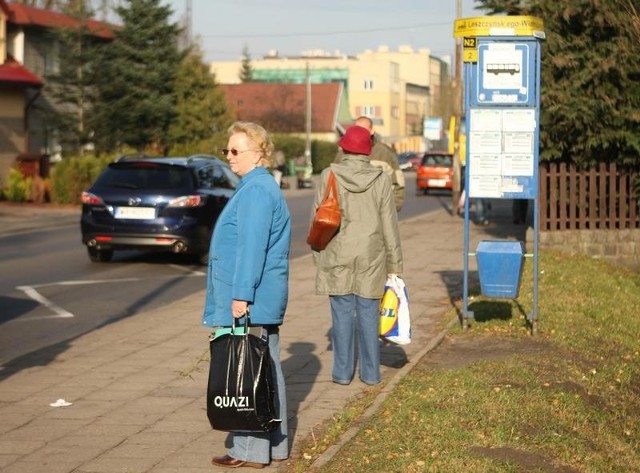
[323,171,338,202]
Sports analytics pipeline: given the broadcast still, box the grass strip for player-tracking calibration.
[302,250,640,472]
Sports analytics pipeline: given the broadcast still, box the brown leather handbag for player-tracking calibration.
[306,171,341,250]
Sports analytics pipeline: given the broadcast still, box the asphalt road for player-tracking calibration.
[0,174,448,368]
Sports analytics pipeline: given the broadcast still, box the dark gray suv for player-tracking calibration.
[80,155,238,264]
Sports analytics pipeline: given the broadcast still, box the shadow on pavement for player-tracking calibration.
[282,341,321,442]
[0,271,197,382]
[0,295,40,326]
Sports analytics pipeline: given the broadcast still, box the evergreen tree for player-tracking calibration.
[91,0,183,153]
[45,0,99,156]
[167,44,232,153]
[239,45,253,83]
[474,0,640,166]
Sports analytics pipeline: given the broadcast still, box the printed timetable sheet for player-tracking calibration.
[468,108,536,198]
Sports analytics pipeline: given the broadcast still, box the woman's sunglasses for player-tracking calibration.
[221,148,258,156]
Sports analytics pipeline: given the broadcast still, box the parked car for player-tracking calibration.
[415,151,454,195]
[80,155,238,264]
[397,151,421,172]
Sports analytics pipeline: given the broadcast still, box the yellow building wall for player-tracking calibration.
[429,58,444,117]
[358,45,431,88]
[348,58,402,139]
[1,8,6,62]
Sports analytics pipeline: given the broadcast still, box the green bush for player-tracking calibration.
[3,168,33,202]
[167,135,229,160]
[50,155,114,204]
[271,135,338,174]
[311,140,339,174]
[272,134,306,165]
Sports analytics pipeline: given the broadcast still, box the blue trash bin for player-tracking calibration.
[476,240,525,298]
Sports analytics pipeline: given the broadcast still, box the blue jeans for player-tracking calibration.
[475,198,490,222]
[329,295,381,385]
[229,327,288,464]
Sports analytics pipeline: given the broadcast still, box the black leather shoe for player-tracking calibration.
[211,454,265,469]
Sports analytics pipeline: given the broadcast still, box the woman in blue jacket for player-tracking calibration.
[203,121,291,469]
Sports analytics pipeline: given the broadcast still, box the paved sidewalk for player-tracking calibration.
[0,200,525,472]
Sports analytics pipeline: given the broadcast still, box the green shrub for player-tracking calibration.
[3,168,33,202]
[50,155,114,204]
[168,138,226,159]
[271,135,338,174]
[272,134,306,163]
[311,140,339,173]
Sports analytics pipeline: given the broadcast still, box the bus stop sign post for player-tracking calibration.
[454,16,545,334]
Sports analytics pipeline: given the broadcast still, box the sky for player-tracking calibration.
[164,0,485,63]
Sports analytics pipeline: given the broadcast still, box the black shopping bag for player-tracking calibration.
[206,316,279,432]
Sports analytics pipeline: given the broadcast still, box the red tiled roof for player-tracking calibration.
[1,1,10,17]
[0,57,43,86]
[221,83,343,133]
[6,3,115,39]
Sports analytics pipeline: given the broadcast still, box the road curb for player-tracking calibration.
[308,313,459,471]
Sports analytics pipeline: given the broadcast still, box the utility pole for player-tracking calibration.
[177,0,193,50]
[452,0,463,210]
[305,62,312,159]
[186,0,193,45]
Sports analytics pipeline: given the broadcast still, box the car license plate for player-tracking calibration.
[114,206,156,219]
[428,179,447,187]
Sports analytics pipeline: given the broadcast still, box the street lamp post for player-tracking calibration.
[452,0,463,210]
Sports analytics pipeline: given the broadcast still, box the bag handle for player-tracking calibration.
[322,171,338,202]
[231,310,250,333]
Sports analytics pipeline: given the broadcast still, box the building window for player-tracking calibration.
[363,79,374,91]
[391,106,399,118]
[363,105,376,117]
[356,105,382,118]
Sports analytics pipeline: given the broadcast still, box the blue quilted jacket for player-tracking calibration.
[202,167,291,327]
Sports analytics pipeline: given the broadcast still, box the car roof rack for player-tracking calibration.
[116,153,149,162]
[115,154,221,164]
[187,154,219,163]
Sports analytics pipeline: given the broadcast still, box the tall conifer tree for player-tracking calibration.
[239,45,254,83]
[91,0,183,153]
[167,45,232,153]
[45,0,98,156]
[475,0,640,165]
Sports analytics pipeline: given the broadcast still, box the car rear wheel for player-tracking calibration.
[87,247,113,263]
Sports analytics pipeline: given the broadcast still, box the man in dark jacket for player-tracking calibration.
[335,116,405,211]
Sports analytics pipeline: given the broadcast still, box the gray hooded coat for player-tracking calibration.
[312,154,403,298]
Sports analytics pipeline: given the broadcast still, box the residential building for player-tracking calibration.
[210,45,450,151]
[221,82,350,143]
[0,1,113,187]
[0,0,43,187]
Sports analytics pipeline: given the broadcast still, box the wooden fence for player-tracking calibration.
[539,162,640,231]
